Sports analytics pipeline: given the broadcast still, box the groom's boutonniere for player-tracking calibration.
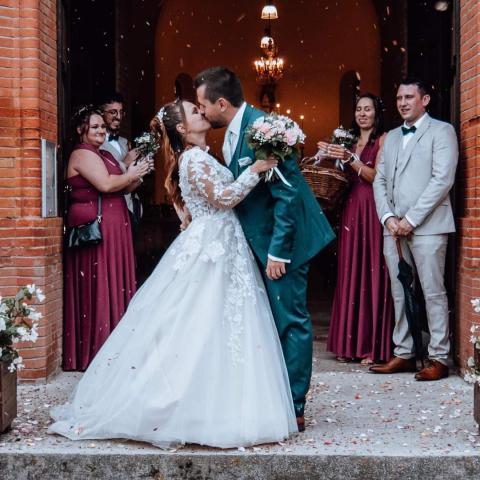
[246,113,305,186]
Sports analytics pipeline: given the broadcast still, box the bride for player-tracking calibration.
[49,98,298,448]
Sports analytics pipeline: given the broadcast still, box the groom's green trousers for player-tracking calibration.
[261,262,311,418]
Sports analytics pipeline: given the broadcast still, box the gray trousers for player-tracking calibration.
[383,234,449,364]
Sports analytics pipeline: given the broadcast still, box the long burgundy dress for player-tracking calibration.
[327,138,394,362]
[63,143,136,371]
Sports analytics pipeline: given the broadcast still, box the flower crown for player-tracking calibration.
[156,106,166,122]
[73,104,96,118]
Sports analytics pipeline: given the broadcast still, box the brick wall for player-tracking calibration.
[455,0,480,371]
[0,0,62,381]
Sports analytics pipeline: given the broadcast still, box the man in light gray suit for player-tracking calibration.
[99,92,143,235]
[371,78,458,381]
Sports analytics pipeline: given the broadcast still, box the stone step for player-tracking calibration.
[2,450,480,479]
[1,342,479,479]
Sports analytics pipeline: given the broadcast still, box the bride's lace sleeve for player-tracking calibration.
[185,149,260,209]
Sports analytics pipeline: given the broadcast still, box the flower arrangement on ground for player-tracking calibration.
[0,285,44,372]
[464,298,480,385]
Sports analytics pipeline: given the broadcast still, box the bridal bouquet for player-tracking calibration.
[134,131,160,159]
[0,284,44,372]
[246,113,306,184]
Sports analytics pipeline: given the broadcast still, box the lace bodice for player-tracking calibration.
[179,147,259,218]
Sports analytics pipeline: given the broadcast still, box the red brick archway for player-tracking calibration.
[0,0,478,381]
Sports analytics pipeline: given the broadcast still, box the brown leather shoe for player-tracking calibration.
[296,416,305,432]
[415,360,448,381]
[369,356,417,374]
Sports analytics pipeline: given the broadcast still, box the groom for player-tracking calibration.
[195,67,335,430]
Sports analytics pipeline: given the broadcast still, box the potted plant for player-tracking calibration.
[464,298,480,430]
[0,284,44,433]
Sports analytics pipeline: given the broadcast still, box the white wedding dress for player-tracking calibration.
[50,146,298,448]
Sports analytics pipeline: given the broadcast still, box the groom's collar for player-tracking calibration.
[226,102,247,138]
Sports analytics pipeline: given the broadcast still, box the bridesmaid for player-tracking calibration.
[63,106,151,370]
[320,93,394,365]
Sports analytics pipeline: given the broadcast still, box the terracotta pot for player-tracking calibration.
[0,361,17,433]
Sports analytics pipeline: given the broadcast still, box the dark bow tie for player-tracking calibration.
[401,125,417,136]
[108,133,119,142]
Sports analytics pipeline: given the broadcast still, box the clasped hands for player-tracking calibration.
[126,149,155,182]
[316,141,350,162]
[386,216,413,238]
[126,149,155,171]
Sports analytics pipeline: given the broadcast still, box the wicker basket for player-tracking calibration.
[300,157,350,206]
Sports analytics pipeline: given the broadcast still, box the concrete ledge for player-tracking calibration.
[2,452,480,480]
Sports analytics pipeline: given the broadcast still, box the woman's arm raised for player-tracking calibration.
[69,149,150,193]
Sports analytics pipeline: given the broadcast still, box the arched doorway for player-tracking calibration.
[58,0,458,349]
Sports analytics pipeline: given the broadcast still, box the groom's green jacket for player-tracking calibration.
[228,104,335,270]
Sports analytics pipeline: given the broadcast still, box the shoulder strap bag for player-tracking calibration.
[64,187,103,248]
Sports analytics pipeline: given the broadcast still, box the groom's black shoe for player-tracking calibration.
[296,416,305,432]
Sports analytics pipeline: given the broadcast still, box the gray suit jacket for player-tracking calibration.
[373,114,458,235]
[101,136,129,165]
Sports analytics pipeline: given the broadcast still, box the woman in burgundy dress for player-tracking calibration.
[321,93,394,364]
[63,107,151,370]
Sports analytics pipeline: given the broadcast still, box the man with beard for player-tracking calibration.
[195,67,335,431]
[99,92,143,236]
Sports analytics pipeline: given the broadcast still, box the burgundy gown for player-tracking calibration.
[63,144,136,371]
[327,138,394,362]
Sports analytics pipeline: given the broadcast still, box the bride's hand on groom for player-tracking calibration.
[266,259,286,280]
[251,155,278,174]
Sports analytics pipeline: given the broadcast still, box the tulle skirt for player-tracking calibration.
[50,211,298,448]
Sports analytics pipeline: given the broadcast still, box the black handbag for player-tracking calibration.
[65,192,103,248]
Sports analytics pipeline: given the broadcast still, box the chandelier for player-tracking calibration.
[254,49,284,83]
[254,4,284,84]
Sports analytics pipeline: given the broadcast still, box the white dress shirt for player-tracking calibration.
[402,113,426,149]
[381,113,427,228]
[222,102,246,166]
[107,134,122,155]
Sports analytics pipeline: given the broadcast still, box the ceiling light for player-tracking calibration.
[261,5,278,20]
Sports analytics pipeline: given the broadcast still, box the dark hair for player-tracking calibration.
[399,77,430,97]
[72,105,104,143]
[350,93,385,144]
[150,99,187,208]
[194,67,244,107]
[98,91,124,108]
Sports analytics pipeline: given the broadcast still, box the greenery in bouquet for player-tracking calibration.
[134,131,160,159]
[464,298,480,385]
[331,126,357,150]
[246,113,305,183]
[0,285,44,372]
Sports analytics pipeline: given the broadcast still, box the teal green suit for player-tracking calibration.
[229,104,335,416]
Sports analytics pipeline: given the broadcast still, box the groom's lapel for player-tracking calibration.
[229,104,254,178]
